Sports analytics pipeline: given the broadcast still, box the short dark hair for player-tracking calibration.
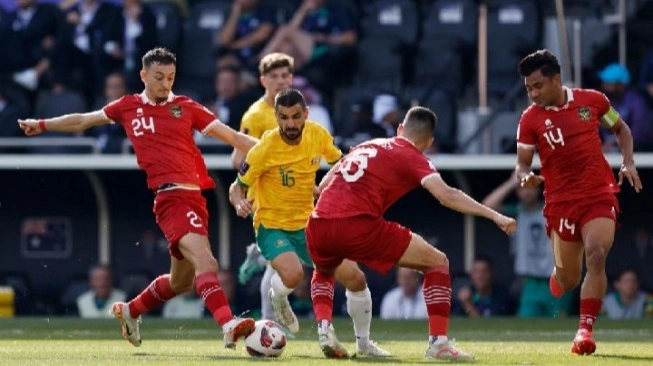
[474,255,493,270]
[259,52,294,75]
[616,267,639,281]
[517,49,561,78]
[217,65,241,78]
[275,88,307,110]
[142,47,176,69]
[402,106,437,140]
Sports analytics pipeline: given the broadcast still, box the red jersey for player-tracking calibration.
[517,87,619,203]
[314,137,439,218]
[102,93,219,190]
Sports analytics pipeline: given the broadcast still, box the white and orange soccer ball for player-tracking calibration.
[245,320,287,357]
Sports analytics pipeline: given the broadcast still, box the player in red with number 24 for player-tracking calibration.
[515,50,642,355]
[307,106,516,361]
[18,48,258,352]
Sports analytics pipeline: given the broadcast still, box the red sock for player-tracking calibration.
[549,272,564,298]
[128,274,176,318]
[579,298,602,332]
[423,265,452,337]
[196,271,233,326]
[311,271,335,323]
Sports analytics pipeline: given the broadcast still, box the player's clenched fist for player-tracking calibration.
[17,119,44,136]
[493,214,516,235]
[234,198,254,218]
[520,171,544,189]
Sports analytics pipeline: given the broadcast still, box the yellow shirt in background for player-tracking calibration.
[238,121,342,231]
[239,98,278,138]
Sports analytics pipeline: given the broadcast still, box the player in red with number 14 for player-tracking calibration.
[18,48,258,351]
[515,50,642,355]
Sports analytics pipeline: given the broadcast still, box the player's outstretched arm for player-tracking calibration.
[423,174,516,235]
[205,123,258,154]
[610,119,642,192]
[482,173,519,210]
[229,180,254,218]
[18,111,111,136]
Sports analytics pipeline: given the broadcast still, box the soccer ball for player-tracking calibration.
[245,320,287,357]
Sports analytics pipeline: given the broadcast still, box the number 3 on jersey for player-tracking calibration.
[132,117,155,136]
[340,148,377,182]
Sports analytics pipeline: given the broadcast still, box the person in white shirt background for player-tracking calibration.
[380,268,428,320]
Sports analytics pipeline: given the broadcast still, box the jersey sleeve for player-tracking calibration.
[593,91,621,128]
[516,110,537,149]
[320,128,342,164]
[239,111,260,138]
[187,100,221,134]
[403,149,439,187]
[102,96,128,125]
[237,137,268,187]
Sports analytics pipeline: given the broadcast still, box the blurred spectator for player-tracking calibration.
[76,264,126,318]
[105,0,158,93]
[55,0,121,100]
[380,268,427,320]
[259,0,356,70]
[208,66,257,130]
[0,0,61,92]
[598,63,653,152]
[290,267,314,317]
[216,0,275,69]
[162,290,204,318]
[603,269,652,319]
[340,97,386,149]
[89,72,128,153]
[293,75,332,132]
[0,88,23,137]
[483,174,572,318]
[638,49,653,105]
[452,257,512,317]
[372,94,402,137]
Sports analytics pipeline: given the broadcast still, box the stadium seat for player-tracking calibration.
[332,85,379,138]
[59,277,90,315]
[147,1,184,52]
[355,38,403,93]
[360,0,419,44]
[403,86,458,152]
[413,36,464,97]
[486,0,541,96]
[422,0,478,47]
[0,272,33,315]
[488,111,520,153]
[176,1,232,101]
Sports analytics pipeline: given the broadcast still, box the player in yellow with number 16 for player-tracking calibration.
[229,89,390,358]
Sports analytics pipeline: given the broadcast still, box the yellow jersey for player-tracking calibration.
[237,121,342,231]
[239,98,278,138]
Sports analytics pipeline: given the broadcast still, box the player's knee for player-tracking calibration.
[279,267,304,289]
[425,250,448,269]
[195,256,219,274]
[558,271,581,290]
[345,269,367,292]
[585,246,608,272]
[170,276,194,294]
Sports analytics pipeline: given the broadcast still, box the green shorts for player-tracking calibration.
[256,224,313,266]
[517,277,573,318]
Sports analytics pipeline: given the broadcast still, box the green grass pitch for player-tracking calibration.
[0,317,652,365]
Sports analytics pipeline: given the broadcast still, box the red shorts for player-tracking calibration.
[306,215,412,274]
[544,194,619,242]
[153,189,209,260]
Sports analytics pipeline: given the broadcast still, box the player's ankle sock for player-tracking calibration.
[270,272,294,297]
[311,271,335,322]
[579,298,602,332]
[429,335,448,346]
[346,287,372,349]
[128,274,176,318]
[423,265,451,338]
[195,271,233,326]
[549,271,565,298]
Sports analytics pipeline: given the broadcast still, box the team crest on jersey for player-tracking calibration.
[577,107,591,122]
[311,156,321,165]
[170,105,182,118]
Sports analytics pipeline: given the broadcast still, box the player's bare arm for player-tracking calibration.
[609,119,642,192]
[18,110,111,136]
[516,147,544,188]
[482,173,519,210]
[229,180,254,218]
[423,174,516,235]
[231,149,247,169]
[315,161,341,197]
[205,122,258,155]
